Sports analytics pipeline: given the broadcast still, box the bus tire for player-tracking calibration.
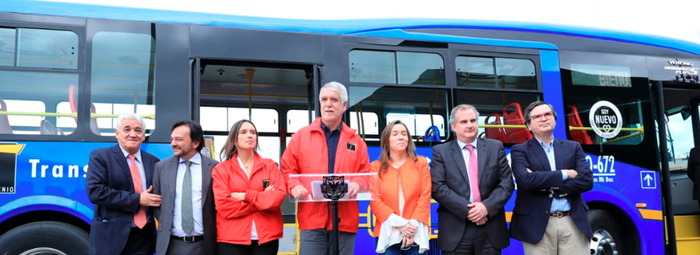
[588,209,625,255]
[0,221,88,255]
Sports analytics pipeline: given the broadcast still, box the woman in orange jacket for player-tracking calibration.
[370,120,431,255]
[212,120,286,255]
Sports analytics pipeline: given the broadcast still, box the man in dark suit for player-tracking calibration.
[431,104,514,255]
[509,101,593,255]
[687,147,700,209]
[86,113,161,255]
[153,120,218,255]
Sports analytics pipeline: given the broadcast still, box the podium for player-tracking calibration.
[288,172,377,255]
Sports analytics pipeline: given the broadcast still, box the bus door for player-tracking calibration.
[662,84,700,214]
[193,59,317,254]
[657,81,700,255]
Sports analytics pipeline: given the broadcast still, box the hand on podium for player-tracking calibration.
[291,184,308,199]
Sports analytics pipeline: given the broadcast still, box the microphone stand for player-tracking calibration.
[322,176,347,255]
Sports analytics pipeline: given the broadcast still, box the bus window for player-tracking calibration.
[0,28,77,69]
[56,102,74,131]
[349,50,445,85]
[0,28,15,66]
[496,58,537,90]
[200,106,279,162]
[0,70,78,135]
[564,99,644,145]
[226,108,278,133]
[349,50,395,84]
[91,32,156,135]
[287,109,310,133]
[453,90,540,144]
[85,103,155,136]
[4,100,45,135]
[561,52,649,146]
[200,106,228,132]
[416,114,445,138]
[456,56,495,87]
[456,56,537,90]
[349,111,378,136]
[667,109,694,171]
[348,86,448,142]
[17,28,78,69]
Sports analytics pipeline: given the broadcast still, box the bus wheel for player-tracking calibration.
[0,221,88,255]
[588,209,625,255]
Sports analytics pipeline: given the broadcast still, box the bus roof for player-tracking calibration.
[3,0,700,55]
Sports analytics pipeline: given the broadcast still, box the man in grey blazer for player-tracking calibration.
[153,120,218,255]
[431,104,514,255]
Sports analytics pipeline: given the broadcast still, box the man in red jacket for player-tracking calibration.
[281,81,370,255]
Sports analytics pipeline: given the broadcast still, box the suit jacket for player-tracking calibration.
[687,147,700,200]
[153,154,219,255]
[86,145,160,255]
[430,138,514,251]
[509,138,593,244]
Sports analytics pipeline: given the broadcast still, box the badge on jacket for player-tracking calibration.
[347,142,356,152]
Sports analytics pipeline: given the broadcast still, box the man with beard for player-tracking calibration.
[153,120,219,255]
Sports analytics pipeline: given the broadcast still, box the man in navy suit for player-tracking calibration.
[509,101,593,255]
[86,113,161,255]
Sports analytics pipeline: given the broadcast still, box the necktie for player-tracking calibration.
[181,160,194,235]
[465,145,481,202]
[128,154,147,229]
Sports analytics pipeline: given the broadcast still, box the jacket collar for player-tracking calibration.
[310,117,358,138]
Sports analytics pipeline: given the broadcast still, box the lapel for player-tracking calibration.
[553,139,566,171]
[477,138,487,182]
[166,157,179,207]
[528,139,552,171]
[449,140,470,184]
[141,152,152,187]
[201,156,213,207]
[111,145,134,191]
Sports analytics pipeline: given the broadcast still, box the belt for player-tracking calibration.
[549,211,570,217]
[171,235,204,243]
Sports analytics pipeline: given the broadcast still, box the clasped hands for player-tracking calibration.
[398,222,417,248]
[467,202,488,225]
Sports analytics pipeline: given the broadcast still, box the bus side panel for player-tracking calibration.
[0,142,172,225]
[583,156,665,255]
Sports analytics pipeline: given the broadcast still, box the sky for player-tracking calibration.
[44,0,700,44]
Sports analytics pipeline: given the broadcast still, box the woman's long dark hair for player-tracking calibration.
[378,120,417,178]
[219,119,259,161]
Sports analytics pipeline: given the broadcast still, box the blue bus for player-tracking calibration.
[0,1,699,254]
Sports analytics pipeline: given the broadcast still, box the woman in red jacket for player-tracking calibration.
[370,120,431,255]
[212,119,286,255]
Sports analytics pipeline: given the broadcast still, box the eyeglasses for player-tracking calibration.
[528,111,554,122]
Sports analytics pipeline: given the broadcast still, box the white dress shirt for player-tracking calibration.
[172,153,204,237]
